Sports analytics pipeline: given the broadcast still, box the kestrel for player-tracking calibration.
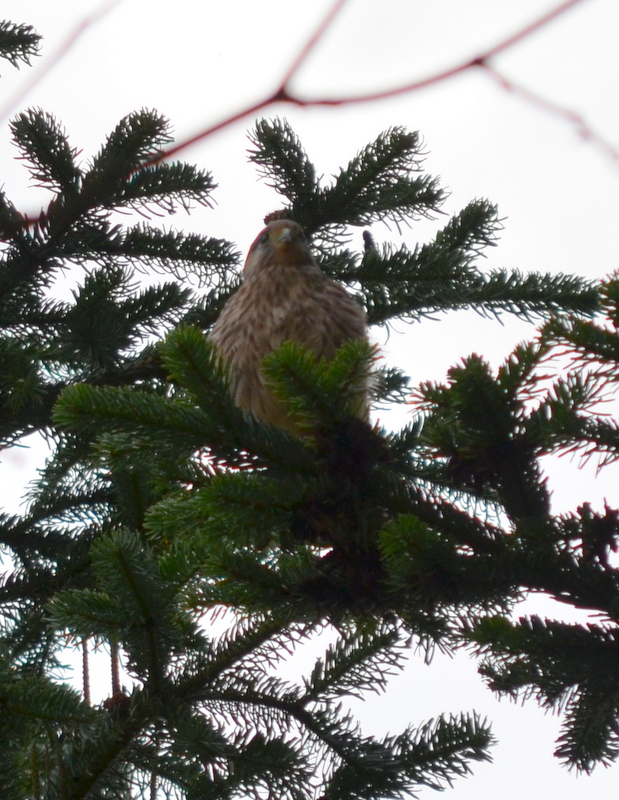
[209,220,368,430]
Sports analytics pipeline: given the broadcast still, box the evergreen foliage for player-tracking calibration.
[1,17,618,799]
[0,20,40,69]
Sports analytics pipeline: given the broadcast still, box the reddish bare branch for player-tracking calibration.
[280,1,593,108]
[480,62,619,162]
[158,0,609,166]
[482,0,588,60]
[0,0,123,125]
[279,0,351,87]
[11,0,615,233]
[157,0,351,163]
[156,95,279,164]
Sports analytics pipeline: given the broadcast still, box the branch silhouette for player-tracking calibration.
[0,0,122,126]
[159,0,615,164]
[4,0,615,234]
[480,61,618,162]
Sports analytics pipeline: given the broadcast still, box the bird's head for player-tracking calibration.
[244,220,314,278]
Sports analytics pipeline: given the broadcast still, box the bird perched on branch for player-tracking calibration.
[209,219,368,430]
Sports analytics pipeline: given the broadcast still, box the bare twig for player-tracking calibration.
[279,0,351,87]
[159,0,611,165]
[157,0,354,163]
[158,95,277,163]
[9,0,614,232]
[82,637,91,705]
[482,0,586,60]
[0,0,123,125]
[480,61,619,161]
[295,0,590,105]
[111,638,121,696]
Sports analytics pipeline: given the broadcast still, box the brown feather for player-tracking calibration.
[209,220,368,429]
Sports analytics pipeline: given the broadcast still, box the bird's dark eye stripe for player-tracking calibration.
[258,231,269,245]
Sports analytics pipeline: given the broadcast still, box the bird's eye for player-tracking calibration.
[258,231,269,246]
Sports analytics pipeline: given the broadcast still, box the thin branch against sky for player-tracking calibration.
[480,61,619,162]
[278,0,351,88]
[0,0,122,125]
[1,0,614,236]
[157,0,612,166]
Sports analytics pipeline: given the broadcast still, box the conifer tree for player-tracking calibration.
[437,289,619,773]
[1,16,616,800]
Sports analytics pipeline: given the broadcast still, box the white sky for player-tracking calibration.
[1,1,619,797]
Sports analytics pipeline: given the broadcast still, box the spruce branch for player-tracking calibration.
[249,121,445,240]
[317,127,444,228]
[249,118,318,206]
[261,338,376,425]
[302,624,404,702]
[0,21,40,69]
[10,109,81,191]
[111,161,217,215]
[114,225,240,286]
[86,109,174,185]
[472,615,619,771]
[2,31,616,789]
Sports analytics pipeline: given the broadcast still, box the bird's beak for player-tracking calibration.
[278,226,293,244]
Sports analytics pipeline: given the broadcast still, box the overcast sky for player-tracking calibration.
[1,1,619,797]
